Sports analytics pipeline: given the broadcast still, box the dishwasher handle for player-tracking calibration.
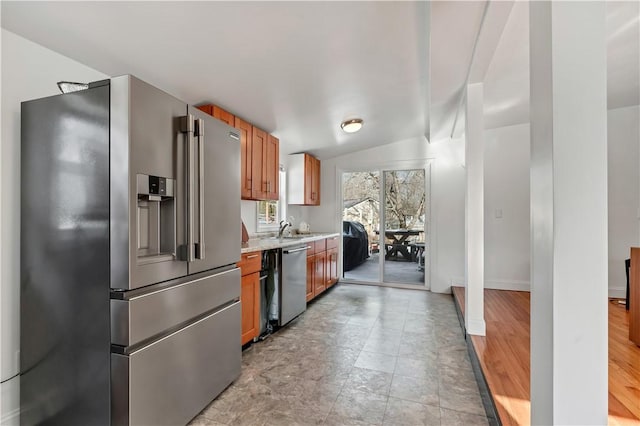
[282,247,309,254]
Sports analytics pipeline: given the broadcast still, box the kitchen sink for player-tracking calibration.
[266,235,307,240]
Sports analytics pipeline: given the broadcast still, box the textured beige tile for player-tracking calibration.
[344,367,393,396]
[389,374,439,406]
[382,397,440,425]
[354,351,398,374]
[439,407,489,426]
[330,388,388,425]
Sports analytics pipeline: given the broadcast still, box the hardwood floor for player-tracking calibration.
[452,286,640,425]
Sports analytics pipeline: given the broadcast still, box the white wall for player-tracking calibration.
[456,107,638,297]
[607,104,640,297]
[484,123,531,290]
[0,29,107,423]
[302,135,466,294]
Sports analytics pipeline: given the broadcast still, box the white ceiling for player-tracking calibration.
[483,1,640,130]
[2,2,638,157]
[2,1,432,159]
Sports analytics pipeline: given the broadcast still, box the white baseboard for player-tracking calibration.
[1,376,20,425]
[465,318,486,336]
[608,287,626,299]
[453,276,621,298]
[450,276,530,292]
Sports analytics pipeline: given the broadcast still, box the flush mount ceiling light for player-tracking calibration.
[57,81,89,94]
[340,118,364,133]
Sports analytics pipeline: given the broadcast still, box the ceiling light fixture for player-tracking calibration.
[341,118,363,133]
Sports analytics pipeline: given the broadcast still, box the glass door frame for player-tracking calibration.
[338,161,431,290]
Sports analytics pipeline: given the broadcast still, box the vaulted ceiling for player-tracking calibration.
[2,2,638,158]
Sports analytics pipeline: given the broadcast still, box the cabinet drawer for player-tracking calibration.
[305,242,316,256]
[326,235,339,250]
[237,251,262,276]
[314,239,326,253]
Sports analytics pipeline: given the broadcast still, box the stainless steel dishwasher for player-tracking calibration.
[271,244,308,326]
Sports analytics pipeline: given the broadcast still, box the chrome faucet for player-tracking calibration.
[278,220,291,238]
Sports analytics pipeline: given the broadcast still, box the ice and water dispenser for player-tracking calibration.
[136,174,176,263]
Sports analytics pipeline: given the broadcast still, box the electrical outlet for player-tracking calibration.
[495,208,503,219]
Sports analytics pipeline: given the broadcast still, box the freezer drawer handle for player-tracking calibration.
[195,118,205,260]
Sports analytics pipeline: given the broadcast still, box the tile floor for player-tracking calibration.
[190,283,488,426]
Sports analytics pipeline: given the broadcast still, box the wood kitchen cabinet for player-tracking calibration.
[250,128,279,200]
[251,127,266,199]
[212,106,235,126]
[314,250,326,297]
[197,104,279,201]
[235,117,253,199]
[306,240,326,301]
[306,247,315,302]
[265,134,279,200]
[312,239,326,297]
[327,247,338,288]
[305,237,340,302]
[326,235,339,288]
[197,104,235,127]
[237,252,261,345]
[288,153,321,205]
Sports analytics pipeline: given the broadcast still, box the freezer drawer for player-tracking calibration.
[111,267,240,347]
[111,302,241,426]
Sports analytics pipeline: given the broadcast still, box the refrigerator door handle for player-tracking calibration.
[195,118,205,260]
[181,115,196,262]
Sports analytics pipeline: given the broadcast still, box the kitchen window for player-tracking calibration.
[256,167,286,232]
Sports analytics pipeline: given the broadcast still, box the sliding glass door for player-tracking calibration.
[341,167,427,287]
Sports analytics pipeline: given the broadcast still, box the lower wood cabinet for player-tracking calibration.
[327,247,338,288]
[306,252,314,302]
[237,252,261,345]
[314,250,326,297]
[306,236,339,302]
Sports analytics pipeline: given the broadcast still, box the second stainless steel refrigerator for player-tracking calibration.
[21,75,242,425]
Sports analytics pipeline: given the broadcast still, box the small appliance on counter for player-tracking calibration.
[298,221,311,233]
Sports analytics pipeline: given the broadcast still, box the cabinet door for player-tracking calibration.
[306,254,314,302]
[212,106,235,127]
[235,118,253,200]
[196,104,214,115]
[304,154,314,204]
[312,157,321,205]
[265,134,279,200]
[241,272,260,345]
[327,247,338,287]
[251,127,266,199]
[314,251,326,296]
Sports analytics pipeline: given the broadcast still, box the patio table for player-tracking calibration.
[376,229,420,260]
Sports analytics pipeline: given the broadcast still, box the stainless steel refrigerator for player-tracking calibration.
[20,75,241,425]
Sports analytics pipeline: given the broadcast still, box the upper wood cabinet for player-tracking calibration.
[250,128,279,201]
[197,104,279,201]
[235,117,253,199]
[265,135,279,200]
[212,106,235,126]
[288,153,321,205]
[197,105,235,127]
[251,127,267,199]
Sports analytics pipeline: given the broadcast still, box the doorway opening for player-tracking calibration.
[341,167,429,288]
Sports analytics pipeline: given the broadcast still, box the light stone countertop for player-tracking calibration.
[240,232,340,254]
